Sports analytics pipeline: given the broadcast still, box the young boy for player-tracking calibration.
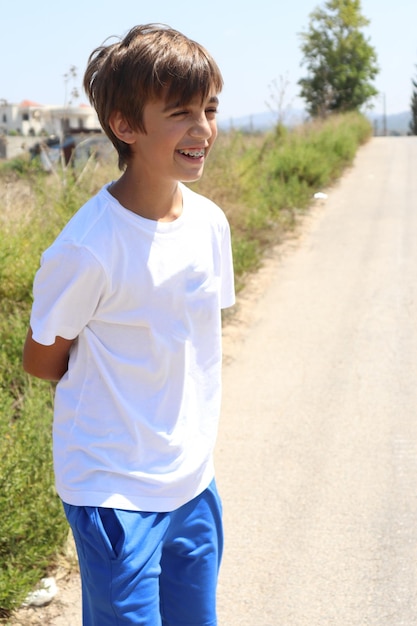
[23,24,235,626]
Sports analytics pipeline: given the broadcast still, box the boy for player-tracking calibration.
[23,24,235,626]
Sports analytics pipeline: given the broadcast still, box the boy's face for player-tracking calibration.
[131,92,219,184]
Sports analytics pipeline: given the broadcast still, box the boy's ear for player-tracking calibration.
[109,112,137,144]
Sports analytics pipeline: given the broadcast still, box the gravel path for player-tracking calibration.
[216,136,417,625]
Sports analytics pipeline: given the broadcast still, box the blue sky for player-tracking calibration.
[2,0,416,122]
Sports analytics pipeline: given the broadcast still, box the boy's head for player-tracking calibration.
[83,24,223,170]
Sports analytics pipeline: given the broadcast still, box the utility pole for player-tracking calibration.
[382,93,387,136]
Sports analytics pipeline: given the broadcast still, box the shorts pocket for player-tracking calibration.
[95,507,125,559]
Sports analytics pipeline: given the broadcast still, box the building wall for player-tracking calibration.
[0,135,42,160]
[0,101,101,138]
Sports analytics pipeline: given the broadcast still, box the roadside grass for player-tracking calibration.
[0,111,371,619]
[0,156,120,619]
[192,111,371,290]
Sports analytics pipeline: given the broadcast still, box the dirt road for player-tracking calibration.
[216,136,417,625]
[13,136,417,625]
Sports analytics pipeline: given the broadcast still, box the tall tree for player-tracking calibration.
[410,67,417,135]
[298,0,379,118]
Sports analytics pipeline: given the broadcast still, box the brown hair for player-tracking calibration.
[83,24,223,169]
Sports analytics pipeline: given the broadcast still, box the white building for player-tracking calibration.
[0,99,101,138]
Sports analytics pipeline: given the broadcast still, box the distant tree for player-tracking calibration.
[298,0,379,118]
[410,67,417,135]
[266,74,292,125]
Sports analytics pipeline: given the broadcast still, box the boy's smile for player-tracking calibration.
[178,148,206,159]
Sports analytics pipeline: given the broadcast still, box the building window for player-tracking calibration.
[2,114,6,123]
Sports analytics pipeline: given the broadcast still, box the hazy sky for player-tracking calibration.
[2,0,416,122]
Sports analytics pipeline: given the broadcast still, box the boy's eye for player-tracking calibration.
[169,107,218,119]
[205,107,218,118]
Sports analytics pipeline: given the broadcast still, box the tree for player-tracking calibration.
[410,67,417,135]
[298,0,379,118]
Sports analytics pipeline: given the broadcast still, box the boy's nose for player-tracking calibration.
[189,114,214,139]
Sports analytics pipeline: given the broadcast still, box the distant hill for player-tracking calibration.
[218,109,306,132]
[219,109,413,136]
[366,111,412,136]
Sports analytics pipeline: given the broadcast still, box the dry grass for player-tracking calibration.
[0,177,36,229]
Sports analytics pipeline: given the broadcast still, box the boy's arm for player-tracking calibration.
[23,328,75,382]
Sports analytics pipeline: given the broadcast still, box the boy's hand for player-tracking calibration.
[23,328,75,382]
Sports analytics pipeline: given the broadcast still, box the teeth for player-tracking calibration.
[179,149,205,158]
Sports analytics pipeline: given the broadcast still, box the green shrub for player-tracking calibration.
[0,160,120,615]
[195,111,372,284]
[0,378,68,613]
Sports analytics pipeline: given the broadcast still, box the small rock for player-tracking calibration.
[22,577,58,607]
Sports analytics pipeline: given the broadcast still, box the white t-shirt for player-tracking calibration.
[30,182,235,512]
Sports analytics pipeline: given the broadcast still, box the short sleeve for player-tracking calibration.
[30,242,106,345]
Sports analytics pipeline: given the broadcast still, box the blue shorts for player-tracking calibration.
[62,480,223,626]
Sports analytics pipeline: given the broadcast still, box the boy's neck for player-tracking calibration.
[109,171,183,222]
